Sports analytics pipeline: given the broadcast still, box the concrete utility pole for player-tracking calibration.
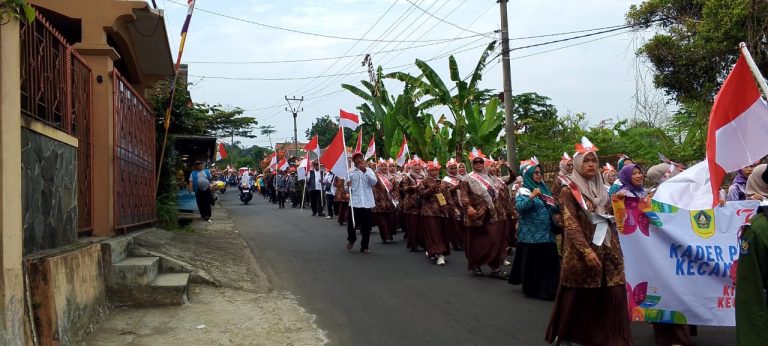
[498,0,516,168]
[285,96,304,159]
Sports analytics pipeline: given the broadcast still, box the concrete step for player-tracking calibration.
[107,273,190,308]
[107,256,159,286]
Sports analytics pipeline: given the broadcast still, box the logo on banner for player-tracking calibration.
[690,210,715,239]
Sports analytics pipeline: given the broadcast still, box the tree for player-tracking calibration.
[203,105,258,139]
[260,125,276,148]
[305,114,340,148]
[386,42,498,161]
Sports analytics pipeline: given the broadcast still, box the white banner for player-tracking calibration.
[614,197,760,326]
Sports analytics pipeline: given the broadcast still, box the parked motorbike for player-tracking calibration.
[239,180,253,204]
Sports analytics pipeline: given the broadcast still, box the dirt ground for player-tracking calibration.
[85,204,328,345]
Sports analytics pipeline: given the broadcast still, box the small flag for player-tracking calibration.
[269,153,277,171]
[297,153,309,180]
[706,53,768,207]
[304,134,320,158]
[216,142,227,161]
[278,158,289,171]
[339,109,360,130]
[364,136,376,160]
[396,136,409,167]
[355,128,363,153]
[320,127,349,178]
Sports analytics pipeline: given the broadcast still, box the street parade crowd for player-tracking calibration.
[187,137,768,346]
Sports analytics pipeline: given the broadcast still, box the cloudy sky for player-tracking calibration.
[159,0,657,148]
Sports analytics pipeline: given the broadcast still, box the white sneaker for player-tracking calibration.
[503,259,511,266]
[436,255,446,266]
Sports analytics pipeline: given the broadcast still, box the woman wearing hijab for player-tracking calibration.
[400,158,425,252]
[737,164,768,345]
[602,163,618,192]
[372,162,397,243]
[419,160,450,265]
[614,164,646,199]
[460,152,507,278]
[443,159,465,251]
[457,163,467,177]
[545,138,633,346]
[608,155,634,197]
[509,159,560,300]
[551,153,574,199]
[727,163,760,201]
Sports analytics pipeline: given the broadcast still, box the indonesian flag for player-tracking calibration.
[296,154,309,180]
[340,109,360,130]
[304,134,320,158]
[278,158,289,171]
[364,136,376,160]
[396,136,409,167]
[320,127,349,178]
[706,54,768,207]
[269,153,277,171]
[215,142,227,161]
[355,129,363,153]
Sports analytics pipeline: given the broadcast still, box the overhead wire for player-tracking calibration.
[165,0,489,43]
[403,0,489,37]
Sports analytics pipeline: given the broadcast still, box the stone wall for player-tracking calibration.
[22,127,78,255]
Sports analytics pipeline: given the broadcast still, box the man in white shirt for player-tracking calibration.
[346,152,378,254]
[307,161,325,216]
[323,170,336,219]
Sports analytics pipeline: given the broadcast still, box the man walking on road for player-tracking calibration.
[346,152,378,254]
[307,161,325,216]
[188,160,213,222]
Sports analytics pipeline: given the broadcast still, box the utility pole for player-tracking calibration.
[498,0,516,169]
[285,96,304,159]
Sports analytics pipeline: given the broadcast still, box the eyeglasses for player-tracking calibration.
[533,171,542,175]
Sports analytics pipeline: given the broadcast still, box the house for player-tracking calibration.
[0,1,176,344]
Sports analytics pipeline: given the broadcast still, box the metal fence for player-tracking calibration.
[112,69,156,229]
[20,13,94,233]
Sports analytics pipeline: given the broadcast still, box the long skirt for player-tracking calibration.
[335,201,349,225]
[545,285,633,346]
[374,212,397,241]
[421,216,450,257]
[464,221,507,270]
[446,218,465,250]
[506,217,518,248]
[508,242,560,300]
[404,213,423,251]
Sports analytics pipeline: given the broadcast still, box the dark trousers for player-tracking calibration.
[277,191,287,208]
[195,189,212,220]
[347,207,373,251]
[310,190,323,215]
[326,194,335,217]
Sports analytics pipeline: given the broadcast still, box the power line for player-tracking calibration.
[166,0,492,43]
[403,0,489,37]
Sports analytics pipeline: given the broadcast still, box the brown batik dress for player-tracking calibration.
[545,186,633,346]
[400,174,423,251]
[419,177,450,257]
[442,176,464,250]
[334,177,349,226]
[372,173,397,242]
[459,177,506,271]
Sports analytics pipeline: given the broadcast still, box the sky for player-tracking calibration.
[158,0,658,148]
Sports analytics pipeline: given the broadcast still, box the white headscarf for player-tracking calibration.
[746,164,768,196]
[570,152,609,214]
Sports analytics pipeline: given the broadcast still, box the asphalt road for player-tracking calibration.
[220,191,736,346]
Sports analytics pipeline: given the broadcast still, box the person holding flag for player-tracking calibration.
[307,161,325,216]
[345,152,378,254]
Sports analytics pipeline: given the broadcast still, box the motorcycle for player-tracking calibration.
[239,180,253,204]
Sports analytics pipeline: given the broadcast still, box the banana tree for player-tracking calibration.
[465,96,504,157]
[385,41,497,161]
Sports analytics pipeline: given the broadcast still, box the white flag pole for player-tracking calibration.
[339,124,356,228]
[739,42,768,100]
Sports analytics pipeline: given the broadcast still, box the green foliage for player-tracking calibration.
[305,114,339,148]
[155,193,179,230]
[1,0,35,23]
[235,157,255,169]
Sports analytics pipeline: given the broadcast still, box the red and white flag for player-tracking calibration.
[320,127,349,178]
[278,158,289,171]
[706,53,768,206]
[215,142,227,161]
[396,136,409,167]
[296,154,309,180]
[340,109,360,130]
[269,153,277,171]
[355,129,363,153]
[304,134,320,158]
[364,136,376,160]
